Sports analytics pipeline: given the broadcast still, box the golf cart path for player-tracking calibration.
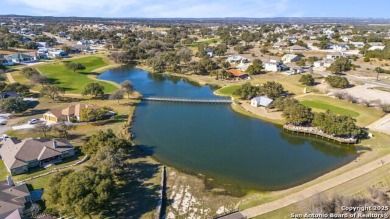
[241,153,390,218]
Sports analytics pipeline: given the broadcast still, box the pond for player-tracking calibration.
[99,66,356,191]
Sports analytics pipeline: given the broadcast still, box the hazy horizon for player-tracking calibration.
[0,0,389,19]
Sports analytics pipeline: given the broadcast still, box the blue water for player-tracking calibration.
[99,66,356,191]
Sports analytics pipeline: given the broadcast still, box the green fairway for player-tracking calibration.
[215,84,241,96]
[37,56,118,94]
[300,100,360,117]
[297,94,384,126]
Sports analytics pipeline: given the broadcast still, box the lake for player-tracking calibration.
[99,66,356,191]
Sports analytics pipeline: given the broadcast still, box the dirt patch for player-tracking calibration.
[165,168,240,218]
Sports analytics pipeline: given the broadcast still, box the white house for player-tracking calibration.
[251,96,273,107]
[282,54,301,63]
[326,52,346,60]
[368,45,386,51]
[350,42,365,48]
[288,45,308,52]
[328,44,349,52]
[227,55,248,64]
[264,60,289,72]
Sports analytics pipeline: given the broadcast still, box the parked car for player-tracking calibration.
[2,134,9,140]
[28,119,38,124]
[0,120,7,125]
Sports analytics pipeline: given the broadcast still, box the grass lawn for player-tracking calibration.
[190,37,221,47]
[215,84,241,96]
[300,100,360,117]
[371,86,390,93]
[0,160,9,181]
[297,94,385,126]
[37,56,119,94]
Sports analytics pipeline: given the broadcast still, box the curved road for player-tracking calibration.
[241,153,390,218]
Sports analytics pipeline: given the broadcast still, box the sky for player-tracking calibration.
[0,0,389,18]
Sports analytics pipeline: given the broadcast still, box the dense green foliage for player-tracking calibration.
[246,59,263,75]
[0,97,29,113]
[65,62,86,72]
[312,110,361,137]
[82,129,129,155]
[326,57,352,73]
[82,82,105,98]
[233,81,284,100]
[299,74,315,86]
[325,75,350,88]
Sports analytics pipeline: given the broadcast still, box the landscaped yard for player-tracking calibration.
[36,56,119,94]
[297,94,385,127]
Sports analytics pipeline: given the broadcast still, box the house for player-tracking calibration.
[341,36,352,42]
[5,52,38,64]
[0,138,75,175]
[71,45,92,53]
[0,176,31,218]
[42,104,99,123]
[328,44,349,52]
[368,45,386,51]
[227,56,248,64]
[288,45,307,52]
[368,42,383,47]
[326,52,346,60]
[77,40,90,45]
[204,48,214,57]
[0,91,20,99]
[273,41,288,49]
[227,68,249,80]
[251,96,273,107]
[282,54,301,63]
[47,49,67,58]
[36,42,47,48]
[283,36,297,44]
[350,42,365,48]
[313,59,335,68]
[264,60,290,72]
[0,55,14,66]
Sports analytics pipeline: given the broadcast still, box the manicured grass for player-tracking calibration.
[300,100,360,117]
[215,84,241,96]
[190,37,221,47]
[0,160,9,181]
[297,94,385,126]
[37,56,118,94]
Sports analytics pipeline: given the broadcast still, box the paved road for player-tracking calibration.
[241,154,390,218]
[313,68,390,88]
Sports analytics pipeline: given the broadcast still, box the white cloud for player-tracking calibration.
[3,0,293,17]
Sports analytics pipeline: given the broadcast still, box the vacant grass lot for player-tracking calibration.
[0,160,8,181]
[37,56,118,94]
[300,100,360,117]
[297,94,385,126]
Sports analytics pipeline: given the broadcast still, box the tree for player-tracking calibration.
[35,123,52,138]
[233,82,260,99]
[120,80,134,98]
[82,129,129,155]
[79,108,106,122]
[214,44,228,56]
[284,103,314,126]
[258,81,285,99]
[4,82,29,94]
[325,75,350,88]
[375,67,385,81]
[65,62,86,72]
[0,97,28,113]
[21,67,40,77]
[109,89,124,103]
[176,47,193,64]
[296,59,306,67]
[43,168,115,217]
[312,110,360,137]
[40,85,64,101]
[30,74,49,86]
[53,121,73,139]
[246,59,263,75]
[326,57,352,73]
[81,83,105,98]
[299,74,315,86]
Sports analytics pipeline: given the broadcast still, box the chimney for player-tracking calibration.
[6,175,14,186]
[53,140,57,149]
